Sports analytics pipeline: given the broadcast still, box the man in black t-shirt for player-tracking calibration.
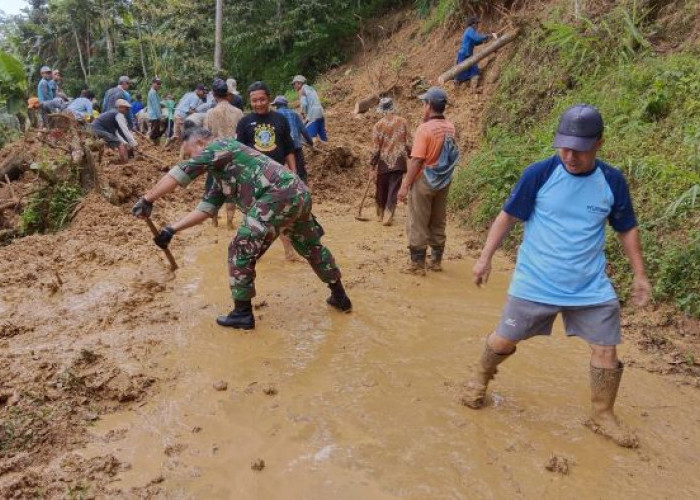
[236,81,296,170]
[236,81,298,260]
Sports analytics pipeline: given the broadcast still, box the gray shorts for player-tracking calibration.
[496,296,621,346]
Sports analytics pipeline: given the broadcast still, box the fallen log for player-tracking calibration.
[437,29,520,85]
[353,83,399,114]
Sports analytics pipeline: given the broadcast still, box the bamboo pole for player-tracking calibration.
[437,29,520,85]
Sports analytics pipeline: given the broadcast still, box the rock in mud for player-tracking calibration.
[212,380,228,391]
[251,458,266,471]
[262,384,278,396]
[545,454,572,475]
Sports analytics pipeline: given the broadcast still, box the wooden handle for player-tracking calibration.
[145,217,178,271]
[357,177,373,217]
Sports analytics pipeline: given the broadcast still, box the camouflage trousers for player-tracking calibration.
[229,190,341,300]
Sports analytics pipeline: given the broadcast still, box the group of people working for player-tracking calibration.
[37,20,652,449]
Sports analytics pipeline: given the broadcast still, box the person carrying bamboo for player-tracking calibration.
[454,16,497,90]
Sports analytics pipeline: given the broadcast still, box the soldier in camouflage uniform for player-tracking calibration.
[132,126,352,330]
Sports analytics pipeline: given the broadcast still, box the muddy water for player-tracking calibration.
[83,204,700,498]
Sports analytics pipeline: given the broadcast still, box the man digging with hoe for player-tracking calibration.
[461,104,651,448]
[131,127,352,330]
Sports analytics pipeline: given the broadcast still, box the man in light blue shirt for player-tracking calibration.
[461,104,651,449]
[37,65,67,126]
[147,77,164,143]
[66,90,95,121]
[173,85,206,139]
[292,75,327,142]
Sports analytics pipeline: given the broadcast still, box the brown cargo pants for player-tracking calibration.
[406,174,450,250]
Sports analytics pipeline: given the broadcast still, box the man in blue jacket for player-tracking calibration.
[454,16,495,90]
[461,104,651,449]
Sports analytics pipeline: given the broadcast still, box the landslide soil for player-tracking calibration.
[1,7,699,498]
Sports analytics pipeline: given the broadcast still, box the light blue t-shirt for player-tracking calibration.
[67,97,93,119]
[175,92,203,118]
[503,155,637,306]
[147,88,161,120]
[37,78,54,102]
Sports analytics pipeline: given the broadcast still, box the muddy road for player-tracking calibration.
[69,204,700,498]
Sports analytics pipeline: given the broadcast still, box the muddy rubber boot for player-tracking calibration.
[584,362,639,448]
[460,344,514,409]
[401,248,426,276]
[383,207,395,226]
[427,246,444,272]
[216,299,255,330]
[326,281,352,313]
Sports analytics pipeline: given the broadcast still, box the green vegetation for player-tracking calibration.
[0,0,409,100]
[21,182,82,234]
[451,0,700,316]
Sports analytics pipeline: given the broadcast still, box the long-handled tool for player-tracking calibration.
[355,177,373,221]
[144,217,178,271]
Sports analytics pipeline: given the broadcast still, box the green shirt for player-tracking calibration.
[168,138,302,215]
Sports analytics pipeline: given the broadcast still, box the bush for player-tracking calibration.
[21,183,82,234]
[451,1,700,316]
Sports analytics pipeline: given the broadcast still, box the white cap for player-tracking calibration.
[115,98,131,108]
[291,75,306,84]
[226,78,240,96]
[40,66,51,73]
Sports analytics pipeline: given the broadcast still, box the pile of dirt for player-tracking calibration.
[0,132,204,495]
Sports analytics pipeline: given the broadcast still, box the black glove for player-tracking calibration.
[154,226,176,249]
[132,197,153,218]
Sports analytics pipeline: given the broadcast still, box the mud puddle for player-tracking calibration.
[81,203,700,498]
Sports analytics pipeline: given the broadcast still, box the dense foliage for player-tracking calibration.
[450,0,700,316]
[0,0,407,101]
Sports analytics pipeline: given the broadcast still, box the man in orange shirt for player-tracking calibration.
[398,87,458,274]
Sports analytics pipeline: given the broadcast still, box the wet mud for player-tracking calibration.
[74,205,700,498]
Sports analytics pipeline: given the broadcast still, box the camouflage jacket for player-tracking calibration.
[168,138,304,215]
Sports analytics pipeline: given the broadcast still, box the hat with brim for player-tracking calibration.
[115,98,131,108]
[418,86,448,105]
[291,75,306,85]
[40,66,51,73]
[552,133,598,152]
[553,104,604,152]
[376,97,394,113]
[271,95,288,107]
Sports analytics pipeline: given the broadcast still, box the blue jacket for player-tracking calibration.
[458,26,490,59]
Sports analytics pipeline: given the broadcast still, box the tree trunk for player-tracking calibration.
[136,21,149,81]
[72,27,89,84]
[214,0,223,72]
[104,20,115,66]
[437,29,520,84]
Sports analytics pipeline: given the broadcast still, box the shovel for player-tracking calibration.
[355,177,374,221]
[145,217,178,271]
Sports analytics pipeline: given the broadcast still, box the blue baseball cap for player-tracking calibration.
[271,95,288,107]
[553,104,604,152]
[418,86,448,105]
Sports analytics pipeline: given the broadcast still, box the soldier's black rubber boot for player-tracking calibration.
[326,281,352,313]
[216,299,255,330]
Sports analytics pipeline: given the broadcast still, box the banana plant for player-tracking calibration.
[0,50,27,115]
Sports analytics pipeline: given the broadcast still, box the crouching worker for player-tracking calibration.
[90,99,138,164]
[131,127,353,330]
